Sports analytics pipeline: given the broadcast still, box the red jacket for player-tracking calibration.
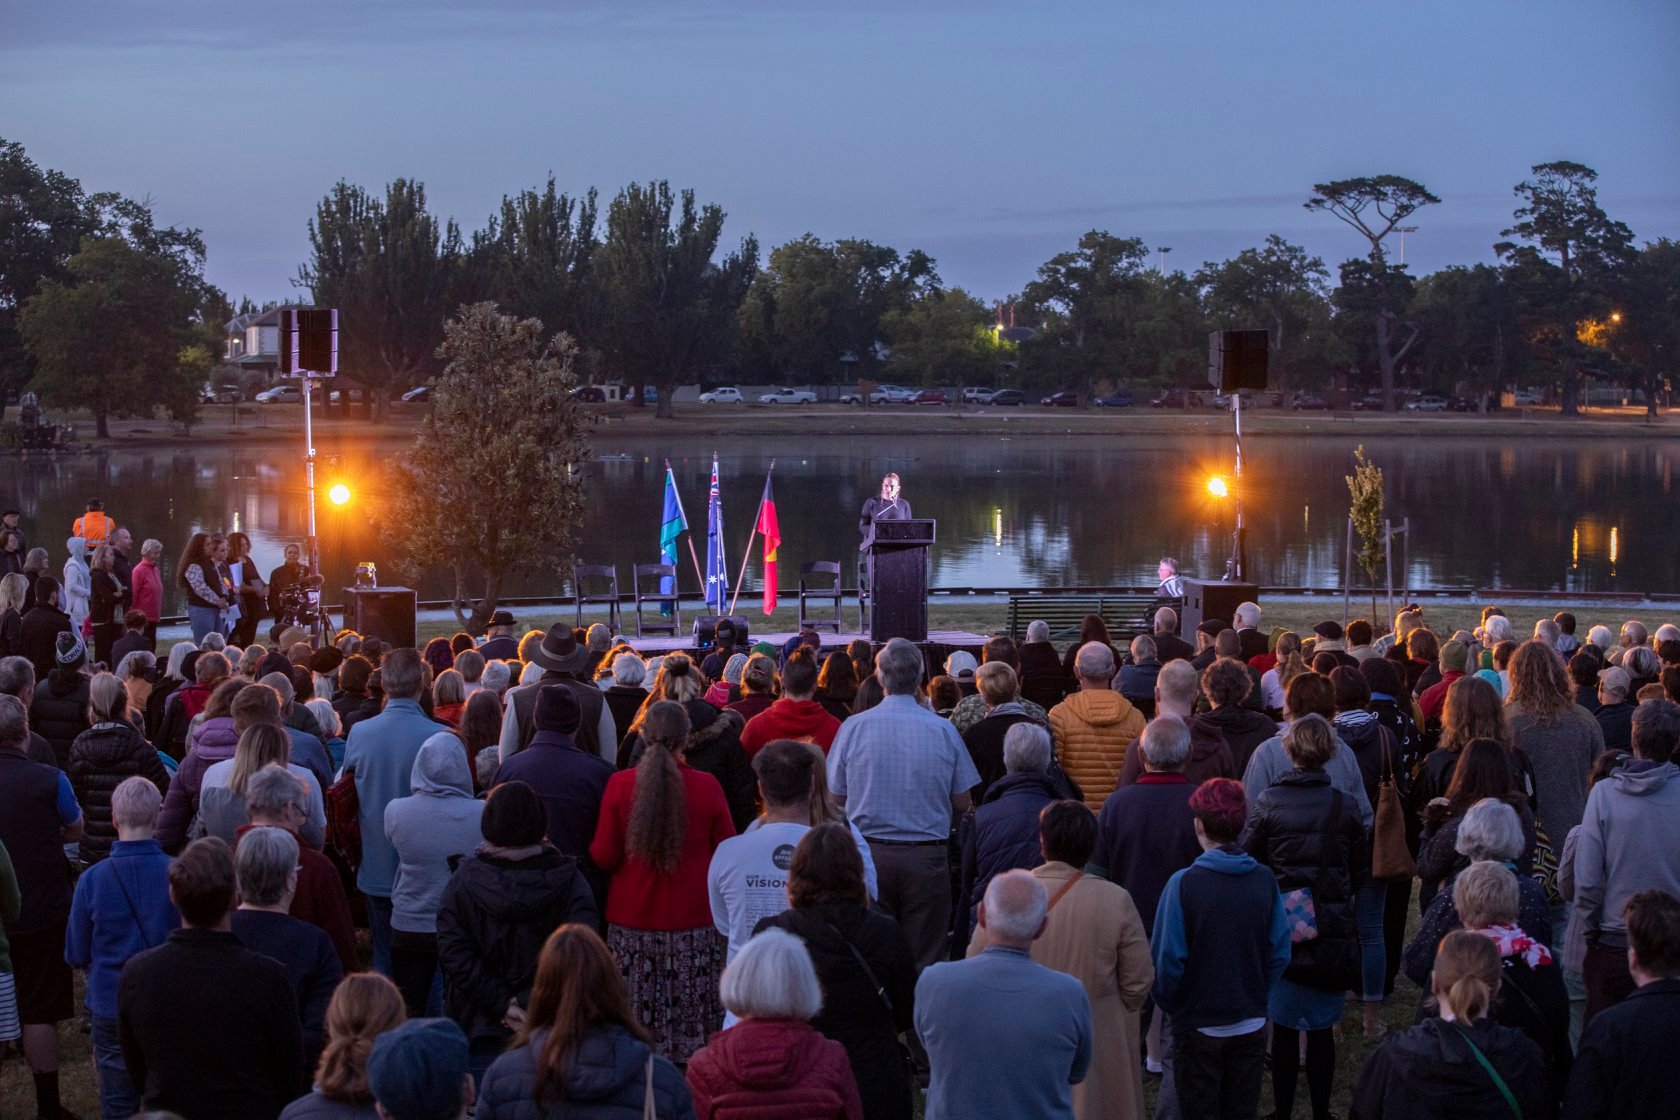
[740,699,841,758]
[131,558,163,622]
[589,764,734,930]
[234,823,358,972]
[1417,670,1466,723]
[686,1017,863,1120]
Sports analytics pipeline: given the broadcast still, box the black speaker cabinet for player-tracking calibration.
[1209,329,1270,392]
[693,615,750,650]
[1179,579,1259,638]
[343,586,417,648]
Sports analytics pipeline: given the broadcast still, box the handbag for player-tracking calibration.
[325,766,362,873]
[1530,816,1561,906]
[1281,788,1345,944]
[1372,730,1416,881]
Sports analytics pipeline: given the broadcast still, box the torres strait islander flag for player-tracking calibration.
[755,473,781,615]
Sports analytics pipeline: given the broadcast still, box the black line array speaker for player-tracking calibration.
[280,308,339,376]
[1209,329,1269,392]
[343,586,417,648]
[1179,579,1259,639]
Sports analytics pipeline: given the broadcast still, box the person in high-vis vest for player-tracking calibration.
[72,499,115,555]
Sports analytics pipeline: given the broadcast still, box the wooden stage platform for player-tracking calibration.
[620,629,990,659]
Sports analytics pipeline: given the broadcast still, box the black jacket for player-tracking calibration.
[0,606,20,659]
[621,699,756,832]
[68,721,169,863]
[960,771,1057,929]
[1593,700,1635,756]
[437,846,600,1044]
[118,927,305,1120]
[1563,978,1680,1120]
[30,668,91,769]
[960,709,1039,803]
[18,603,72,681]
[602,684,647,741]
[491,730,615,909]
[1402,873,1554,989]
[1240,768,1368,991]
[1352,1017,1552,1120]
[144,677,182,743]
[109,629,150,667]
[230,908,343,1070]
[1018,640,1070,710]
[1194,704,1279,780]
[756,901,917,1120]
[1094,774,1200,932]
[1154,631,1196,664]
[90,568,127,628]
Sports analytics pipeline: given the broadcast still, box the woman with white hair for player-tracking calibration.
[685,929,862,1118]
[145,640,198,740]
[478,657,513,697]
[68,673,170,863]
[131,538,165,650]
[114,649,156,719]
[1586,624,1615,654]
[304,697,346,769]
[602,651,649,738]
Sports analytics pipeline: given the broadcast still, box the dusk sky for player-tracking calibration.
[7,0,1677,307]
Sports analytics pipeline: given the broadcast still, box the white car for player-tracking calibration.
[400,385,431,402]
[876,384,916,403]
[699,387,743,405]
[254,385,302,404]
[1511,388,1542,405]
[1405,393,1448,412]
[758,388,817,405]
[962,387,995,404]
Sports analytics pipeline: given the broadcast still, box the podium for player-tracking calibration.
[868,519,935,642]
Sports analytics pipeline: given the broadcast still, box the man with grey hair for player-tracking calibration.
[258,670,333,795]
[479,657,513,696]
[1533,618,1562,649]
[1020,619,1071,710]
[829,637,981,971]
[238,764,357,970]
[1049,641,1146,811]
[1153,607,1195,664]
[0,655,56,766]
[1120,661,1235,788]
[1233,601,1267,662]
[916,868,1092,1120]
[0,691,84,1120]
[1094,716,1203,946]
[231,825,343,1065]
[961,722,1060,938]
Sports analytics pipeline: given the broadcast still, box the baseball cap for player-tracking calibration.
[1598,666,1631,697]
[944,650,978,680]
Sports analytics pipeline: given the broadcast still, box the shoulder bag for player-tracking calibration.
[823,919,916,1077]
[325,766,362,873]
[1280,788,1344,943]
[1372,730,1416,881]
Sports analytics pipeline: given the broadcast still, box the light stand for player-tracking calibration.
[1223,393,1248,581]
[301,374,324,648]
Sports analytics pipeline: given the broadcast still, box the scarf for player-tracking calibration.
[1479,923,1552,969]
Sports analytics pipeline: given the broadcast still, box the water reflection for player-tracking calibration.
[8,433,1674,612]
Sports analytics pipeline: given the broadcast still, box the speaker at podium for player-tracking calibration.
[867,519,935,643]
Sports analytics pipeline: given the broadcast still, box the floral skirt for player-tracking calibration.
[607,924,725,1065]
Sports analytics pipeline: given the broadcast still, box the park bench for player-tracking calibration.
[1006,592,1179,645]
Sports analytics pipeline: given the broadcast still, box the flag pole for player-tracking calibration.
[726,459,774,618]
[666,459,707,591]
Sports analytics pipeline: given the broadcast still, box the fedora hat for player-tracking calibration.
[530,622,591,673]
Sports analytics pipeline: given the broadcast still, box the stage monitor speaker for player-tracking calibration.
[280,308,340,376]
[1179,579,1259,639]
[693,615,750,650]
[343,586,417,649]
[1209,329,1269,392]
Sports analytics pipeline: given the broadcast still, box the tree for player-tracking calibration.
[19,235,209,436]
[880,287,999,387]
[469,178,599,359]
[595,182,757,418]
[386,303,593,629]
[740,235,938,385]
[1021,232,1154,404]
[1410,265,1519,406]
[296,179,464,418]
[1496,161,1635,416]
[1331,258,1421,404]
[1196,236,1331,395]
[1345,445,1385,622]
[1305,176,1439,410]
[1612,240,1680,417]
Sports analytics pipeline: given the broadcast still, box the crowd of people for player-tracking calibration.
[2,504,1680,1120]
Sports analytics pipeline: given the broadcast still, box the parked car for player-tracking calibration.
[989,389,1025,406]
[759,387,817,404]
[1149,389,1205,408]
[1350,393,1385,411]
[1511,388,1542,405]
[569,386,606,403]
[1290,393,1330,411]
[839,388,885,405]
[1041,390,1079,407]
[400,385,431,403]
[1092,391,1134,408]
[200,383,241,405]
[911,389,949,406]
[698,387,742,405]
[255,385,302,404]
[961,386,995,404]
[1405,393,1449,412]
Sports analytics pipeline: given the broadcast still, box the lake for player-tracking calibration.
[9,432,1671,615]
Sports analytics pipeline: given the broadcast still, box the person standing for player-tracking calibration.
[87,543,128,667]
[118,836,304,1120]
[278,973,407,1120]
[237,766,358,972]
[61,536,91,637]
[107,526,133,593]
[827,638,980,973]
[739,649,840,757]
[72,500,114,555]
[857,472,912,590]
[130,539,163,652]
[1049,641,1147,810]
[17,576,71,684]
[960,723,1060,937]
[227,532,268,647]
[498,623,613,762]
[67,672,169,864]
[178,532,231,644]
[915,870,1093,1120]
[1505,639,1605,840]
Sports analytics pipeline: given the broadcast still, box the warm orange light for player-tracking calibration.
[1610,311,1624,324]
[328,484,351,506]
[1207,476,1229,498]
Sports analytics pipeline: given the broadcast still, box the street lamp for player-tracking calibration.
[1395,226,1419,266]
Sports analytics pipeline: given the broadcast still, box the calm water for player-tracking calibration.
[8,433,1673,614]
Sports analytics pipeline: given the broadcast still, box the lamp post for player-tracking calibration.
[1395,226,1419,266]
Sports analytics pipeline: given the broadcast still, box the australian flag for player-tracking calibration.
[705,453,728,615]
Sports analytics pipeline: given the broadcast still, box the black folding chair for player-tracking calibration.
[571,564,621,633]
[633,563,681,638]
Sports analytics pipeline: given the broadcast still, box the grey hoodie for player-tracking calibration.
[384,732,485,933]
[1572,759,1680,939]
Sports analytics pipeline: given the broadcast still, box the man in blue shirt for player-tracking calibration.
[915,869,1092,1120]
[343,647,439,975]
[828,637,980,971]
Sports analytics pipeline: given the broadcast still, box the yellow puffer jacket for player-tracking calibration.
[1049,689,1147,809]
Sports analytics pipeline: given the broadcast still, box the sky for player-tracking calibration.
[5,0,1678,306]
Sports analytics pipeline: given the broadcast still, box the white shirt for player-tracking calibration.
[709,818,880,962]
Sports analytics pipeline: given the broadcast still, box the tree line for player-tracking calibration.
[3,134,1674,425]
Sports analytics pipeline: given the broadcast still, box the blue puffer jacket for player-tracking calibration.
[959,770,1059,934]
[477,1025,694,1120]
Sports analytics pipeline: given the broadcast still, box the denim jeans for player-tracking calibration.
[1354,879,1387,1001]
[186,605,222,644]
[366,893,394,976]
[92,1014,139,1120]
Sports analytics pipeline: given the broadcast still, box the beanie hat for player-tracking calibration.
[722,653,749,685]
[533,683,582,734]
[367,1019,469,1120]
[55,631,86,669]
[751,641,779,659]
[1440,640,1469,672]
[482,780,547,847]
